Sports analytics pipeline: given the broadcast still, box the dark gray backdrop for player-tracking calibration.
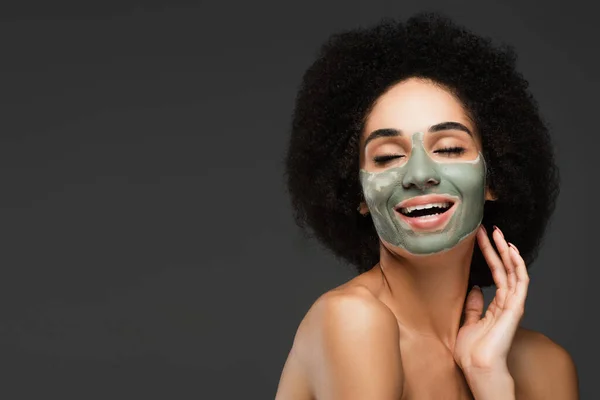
[0,1,596,399]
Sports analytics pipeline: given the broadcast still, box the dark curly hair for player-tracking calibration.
[284,11,559,288]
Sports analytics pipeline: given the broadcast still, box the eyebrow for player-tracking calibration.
[363,121,473,149]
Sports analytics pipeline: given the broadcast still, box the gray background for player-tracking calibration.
[0,1,596,399]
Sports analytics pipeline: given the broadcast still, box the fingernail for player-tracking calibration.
[473,285,481,291]
[493,225,504,238]
[480,225,487,234]
[508,242,519,254]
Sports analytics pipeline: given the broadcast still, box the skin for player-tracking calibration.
[275,78,578,399]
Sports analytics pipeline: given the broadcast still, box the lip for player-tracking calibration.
[395,194,459,209]
[394,194,460,232]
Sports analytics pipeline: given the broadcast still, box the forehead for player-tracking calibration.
[363,78,473,137]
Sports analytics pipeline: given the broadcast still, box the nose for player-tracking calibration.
[401,147,441,190]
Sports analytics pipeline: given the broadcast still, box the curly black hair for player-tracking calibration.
[284,11,559,288]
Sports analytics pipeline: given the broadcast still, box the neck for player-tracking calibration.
[377,234,476,349]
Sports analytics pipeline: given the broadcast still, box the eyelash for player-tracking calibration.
[373,154,404,165]
[372,147,466,165]
[435,146,466,155]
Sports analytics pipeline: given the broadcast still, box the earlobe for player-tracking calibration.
[485,188,497,201]
[358,201,370,216]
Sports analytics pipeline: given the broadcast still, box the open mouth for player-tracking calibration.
[396,202,454,219]
[393,196,458,231]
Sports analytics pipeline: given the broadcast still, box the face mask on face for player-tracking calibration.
[359,132,486,255]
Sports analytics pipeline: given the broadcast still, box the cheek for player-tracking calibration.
[360,170,404,203]
[439,163,486,194]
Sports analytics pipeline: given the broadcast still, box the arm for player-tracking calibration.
[463,365,516,400]
[463,329,580,400]
[453,226,526,400]
[456,224,579,400]
[294,290,404,400]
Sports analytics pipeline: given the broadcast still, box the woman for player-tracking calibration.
[276,12,578,399]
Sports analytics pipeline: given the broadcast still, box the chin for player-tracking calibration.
[379,230,478,259]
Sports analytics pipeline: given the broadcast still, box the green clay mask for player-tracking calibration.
[359,132,486,255]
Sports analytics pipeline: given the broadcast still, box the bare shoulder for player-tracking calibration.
[509,327,579,399]
[291,286,403,399]
[297,286,400,355]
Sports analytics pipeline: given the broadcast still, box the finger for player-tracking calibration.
[462,285,484,326]
[509,244,530,305]
[492,226,517,293]
[477,225,508,290]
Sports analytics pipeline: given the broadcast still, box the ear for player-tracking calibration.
[485,187,497,201]
[358,201,370,215]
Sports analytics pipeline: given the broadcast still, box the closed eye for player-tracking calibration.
[434,147,465,156]
[373,154,405,165]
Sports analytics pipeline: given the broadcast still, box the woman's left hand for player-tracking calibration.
[453,225,530,375]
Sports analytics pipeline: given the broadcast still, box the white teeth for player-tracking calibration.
[400,202,451,214]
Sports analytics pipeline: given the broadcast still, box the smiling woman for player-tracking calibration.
[276,11,577,400]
